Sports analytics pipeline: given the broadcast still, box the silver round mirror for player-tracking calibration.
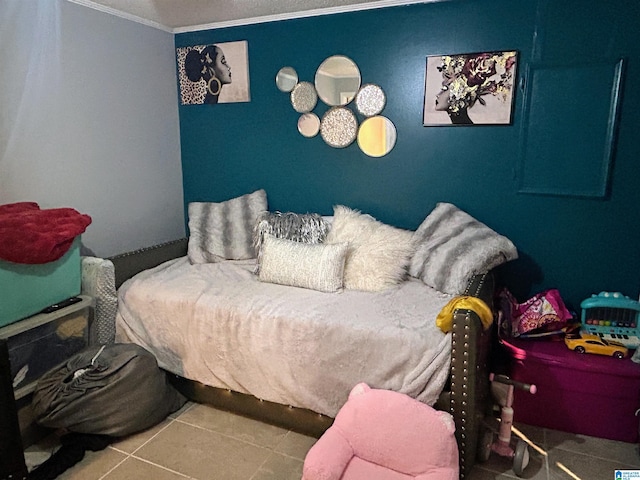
[357,116,397,157]
[290,81,318,113]
[355,84,386,117]
[298,113,320,138]
[320,107,358,148]
[315,55,361,107]
[276,66,298,92]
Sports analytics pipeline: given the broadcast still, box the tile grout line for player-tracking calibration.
[249,453,271,480]
[129,415,294,480]
[541,427,640,468]
[172,416,314,461]
[125,454,195,479]
[172,403,315,458]
[172,417,284,453]
[97,455,129,480]
[249,432,300,480]
[109,416,177,456]
[100,416,180,480]
[249,432,307,480]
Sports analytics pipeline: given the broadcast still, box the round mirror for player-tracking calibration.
[320,107,358,148]
[298,113,320,138]
[355,84,386,117]
[290,81,318,113]
[276,66,298,92]
[357,116,397,157]
[315,55,361,107]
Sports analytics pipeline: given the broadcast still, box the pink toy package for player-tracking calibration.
[499,288,573,337]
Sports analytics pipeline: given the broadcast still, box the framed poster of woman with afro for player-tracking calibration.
[423,50,518,126]
[177,40,250,105]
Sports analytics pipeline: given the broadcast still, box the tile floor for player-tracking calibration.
[24,401,640,480]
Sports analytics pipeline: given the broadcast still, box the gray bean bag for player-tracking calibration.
[32,343,186,437]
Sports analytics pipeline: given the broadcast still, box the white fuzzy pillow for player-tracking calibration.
[409,202,518,295]
[258,235,348,293]
[188,189,267,264]
[325,205,415,292]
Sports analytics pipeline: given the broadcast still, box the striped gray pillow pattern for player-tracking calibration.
[258,235,348,293]
[187,189,267,264]
[409,202,518,295]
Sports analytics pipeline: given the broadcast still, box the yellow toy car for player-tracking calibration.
[564,332,628,359]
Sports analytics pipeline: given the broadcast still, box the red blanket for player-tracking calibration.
[0,202,92,264]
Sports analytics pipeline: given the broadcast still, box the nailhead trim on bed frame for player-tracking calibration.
[451,272,493,478]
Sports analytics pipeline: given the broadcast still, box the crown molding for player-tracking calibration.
[67,0,446,34]
[66,0,174,32]
[173,0,442,34]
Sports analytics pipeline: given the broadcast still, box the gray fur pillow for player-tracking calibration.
[409,202,518,295]
[187,189,267,264]
[253,211,330,272]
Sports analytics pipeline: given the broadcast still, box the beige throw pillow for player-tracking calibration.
[325,205,415,292]
[258,235,348,293]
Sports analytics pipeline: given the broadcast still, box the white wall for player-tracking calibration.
[0,0,184,257]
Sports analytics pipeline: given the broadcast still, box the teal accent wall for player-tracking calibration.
[176,0,640,310]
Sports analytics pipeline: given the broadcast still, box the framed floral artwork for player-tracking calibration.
[177,40,250,105]
[423,50,518,126]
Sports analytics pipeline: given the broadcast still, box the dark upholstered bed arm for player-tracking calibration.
[451,272,495,478]
[109,238,188,289]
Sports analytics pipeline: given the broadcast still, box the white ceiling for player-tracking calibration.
[67,0,433,33]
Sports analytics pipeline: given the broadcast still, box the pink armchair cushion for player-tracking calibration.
[339,458,413,480]
[303,383,459,480]
[303,428,354,480]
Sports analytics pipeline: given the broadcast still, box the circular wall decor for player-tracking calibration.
[298,113,321,138]
[290,81,318,113]
[357,116,397,157]
[320,107,358,148]
[315,55,361,106]
[355,84,386,117]
[276,66,298,92]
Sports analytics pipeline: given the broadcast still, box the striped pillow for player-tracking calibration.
[409,203,517,295]
[187,189,267,263]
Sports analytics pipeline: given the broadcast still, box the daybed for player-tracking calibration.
[109,193,518,478]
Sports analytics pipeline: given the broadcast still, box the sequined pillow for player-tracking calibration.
[253,211,330,272]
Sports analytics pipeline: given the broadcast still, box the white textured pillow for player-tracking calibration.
[258,235,348,293]
[188,189,267,264]
[325,205,415,292]
[253,211,329,273]
[409,202,518,295]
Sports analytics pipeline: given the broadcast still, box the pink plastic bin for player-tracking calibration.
[503,338,640,443]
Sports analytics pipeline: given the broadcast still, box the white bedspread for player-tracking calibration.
[115,257,453,417]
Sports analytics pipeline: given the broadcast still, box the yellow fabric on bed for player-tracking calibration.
[436,296,493,333]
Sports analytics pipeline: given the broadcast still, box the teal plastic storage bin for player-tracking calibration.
[0,238,81,327]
